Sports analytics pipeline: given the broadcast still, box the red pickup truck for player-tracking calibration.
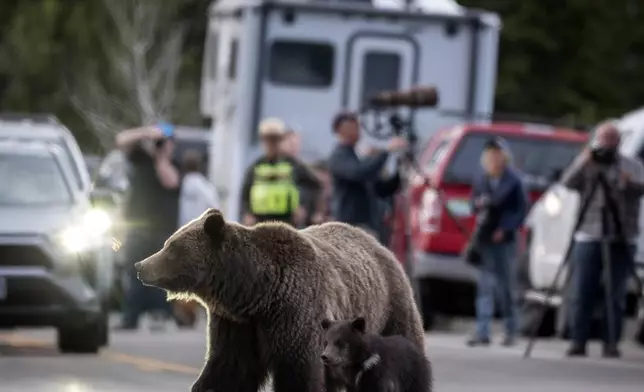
[389,122,589,329]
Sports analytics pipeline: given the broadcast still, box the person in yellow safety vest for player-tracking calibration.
[241,118,324,226]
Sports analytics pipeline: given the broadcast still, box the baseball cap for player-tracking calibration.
[258,117,287,138]
[483,137,508,151]
[331,111,358,132]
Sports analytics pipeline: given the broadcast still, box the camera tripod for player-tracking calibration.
[523,170,642,358]
[359,104,429,309]
[361,108,473,318]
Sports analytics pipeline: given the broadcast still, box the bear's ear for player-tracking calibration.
[321,319,332,331]
[203,210,225,242]
[351,317,366,334]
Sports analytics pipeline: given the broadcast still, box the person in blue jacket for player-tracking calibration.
[467,137,528,347]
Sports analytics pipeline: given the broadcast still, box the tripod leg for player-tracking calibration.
[600,240,616,348]
[523,253,570,358]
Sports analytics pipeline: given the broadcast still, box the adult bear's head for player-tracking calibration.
[135,209,244,311]
[135,208,313,319]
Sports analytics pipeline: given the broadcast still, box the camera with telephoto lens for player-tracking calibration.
[590,142,618,165]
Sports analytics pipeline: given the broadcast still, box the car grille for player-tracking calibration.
[0,245,52,269]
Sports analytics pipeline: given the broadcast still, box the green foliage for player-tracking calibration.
[0,0,209,153]
[461,0,644,125]
[1,0,642,150]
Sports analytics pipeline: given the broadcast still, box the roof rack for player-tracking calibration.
[0,113,61,126]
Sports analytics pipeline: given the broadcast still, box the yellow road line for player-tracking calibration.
[102,352,201,375]
[0,333,201,376]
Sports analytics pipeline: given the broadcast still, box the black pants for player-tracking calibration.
[121,229,173,327]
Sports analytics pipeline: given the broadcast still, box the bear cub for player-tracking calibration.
[321,317,432,392]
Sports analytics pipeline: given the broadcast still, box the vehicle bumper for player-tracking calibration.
[411,251,478,284]
[0,231,108,329]
[0,266,101,328]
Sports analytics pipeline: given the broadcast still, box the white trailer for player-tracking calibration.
[200,0,501,221]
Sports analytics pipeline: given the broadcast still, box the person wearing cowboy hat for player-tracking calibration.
[240,117,323,226]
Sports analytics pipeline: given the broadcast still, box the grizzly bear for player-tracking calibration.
[321,317,432,392]
[135,209,424,392]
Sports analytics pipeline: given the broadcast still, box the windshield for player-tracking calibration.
[443,132,585,189]
[0,153,72,206]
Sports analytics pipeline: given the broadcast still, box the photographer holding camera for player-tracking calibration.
[328,111,408,236]
[561,121,644,358]
[114,122,180,330]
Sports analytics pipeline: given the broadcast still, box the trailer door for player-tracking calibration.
[344,34,419,112]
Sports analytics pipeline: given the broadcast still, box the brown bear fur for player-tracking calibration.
[136,209,425,392]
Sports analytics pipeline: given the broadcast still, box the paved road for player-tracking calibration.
[1,318,644,392]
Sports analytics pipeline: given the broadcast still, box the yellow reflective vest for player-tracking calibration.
[248,160,299,216]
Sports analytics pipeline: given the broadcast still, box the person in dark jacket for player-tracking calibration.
[114,123,180,331]
[240,118,323,226]
[327,111,407,234]
[467,138,528,347]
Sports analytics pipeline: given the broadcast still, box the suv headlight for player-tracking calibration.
[59,225,92,253]
[544,192,562,216]
[83,208,112,235]
[56,208,113,254]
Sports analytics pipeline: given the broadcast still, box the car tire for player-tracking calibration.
[98,307,110,347]
[57,315,107,354]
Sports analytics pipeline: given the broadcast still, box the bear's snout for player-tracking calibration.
[135,257,158,286]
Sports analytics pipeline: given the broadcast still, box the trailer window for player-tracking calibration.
[228,39,238,79]
[360,52,401,107]
[268,41,334,87]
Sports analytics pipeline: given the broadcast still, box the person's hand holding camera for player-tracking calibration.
[145,127,165,140]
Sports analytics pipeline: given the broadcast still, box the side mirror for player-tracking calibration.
[90,187,117,208]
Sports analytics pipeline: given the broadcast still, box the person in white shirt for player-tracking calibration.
[179,149,220,227]
[175,149,219,328]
